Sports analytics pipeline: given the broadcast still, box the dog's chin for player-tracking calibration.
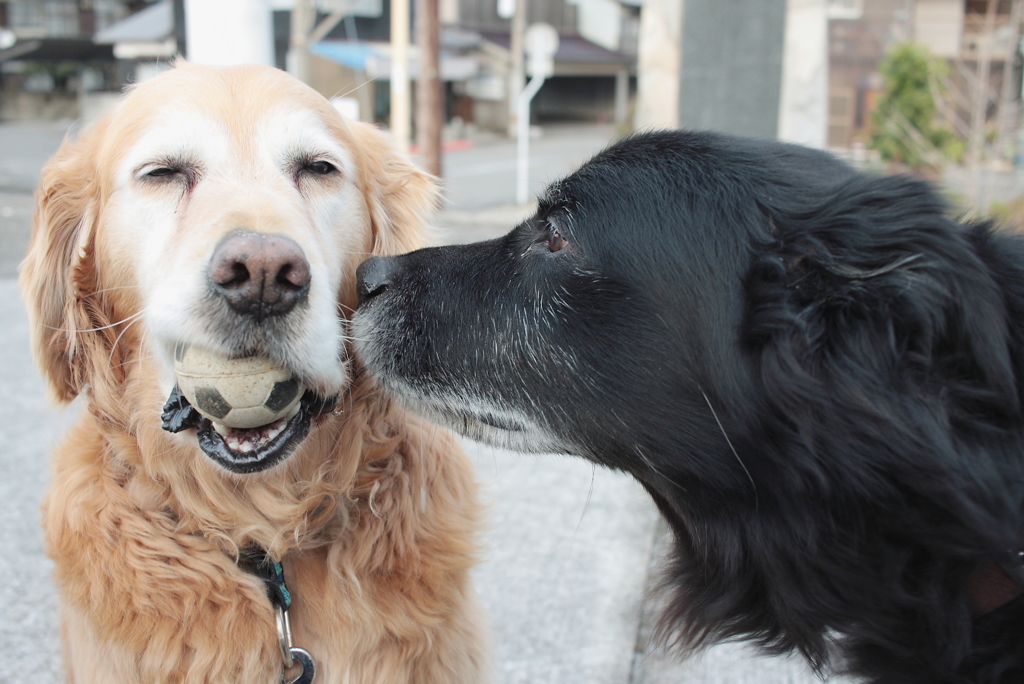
[392,391,561,454]
[161,388,338,474]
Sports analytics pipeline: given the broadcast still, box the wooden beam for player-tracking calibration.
[416,0,443,177]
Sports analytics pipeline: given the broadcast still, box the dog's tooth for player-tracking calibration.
[212,421,230,437]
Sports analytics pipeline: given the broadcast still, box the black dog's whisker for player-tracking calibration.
[701,390,758,511]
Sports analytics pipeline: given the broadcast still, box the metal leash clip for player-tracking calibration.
[276,605,316,684]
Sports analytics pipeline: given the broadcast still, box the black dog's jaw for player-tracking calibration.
[353,131,1024,683]
[354,243,574,456]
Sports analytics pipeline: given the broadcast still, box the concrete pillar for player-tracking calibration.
[777,0,828,148]
[184,0,273,66]
[676,0,787,139]
[636,0,825,143]
[635,0,682,130]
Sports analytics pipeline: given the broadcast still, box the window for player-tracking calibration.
[828,0,864,20]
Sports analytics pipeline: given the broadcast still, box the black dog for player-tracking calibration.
[352,131,1024,683]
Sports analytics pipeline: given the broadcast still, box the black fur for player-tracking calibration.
[352,130,1024,682]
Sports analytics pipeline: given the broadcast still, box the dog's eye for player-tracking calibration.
[303,160,338,176]
[146,166,180,178]
[139,164,198,189]
[548,229,568,253]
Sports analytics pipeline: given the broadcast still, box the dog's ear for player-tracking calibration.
[348,121,440,256]
[745,173,1018,445]
[19,121,110,403]
[742,175,1024,567]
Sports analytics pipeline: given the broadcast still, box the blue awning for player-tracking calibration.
[310,40,478,81]
[309,41,381,71]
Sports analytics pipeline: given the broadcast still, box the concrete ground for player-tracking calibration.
[0,118,856,683]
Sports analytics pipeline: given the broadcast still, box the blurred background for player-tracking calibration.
[2,0,1024,216]
[1,2,1021,683]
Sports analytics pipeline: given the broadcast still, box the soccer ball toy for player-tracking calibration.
[174,344,305,429]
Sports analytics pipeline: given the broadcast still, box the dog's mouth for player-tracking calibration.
[161,387,337,474]
[461,410,528,433]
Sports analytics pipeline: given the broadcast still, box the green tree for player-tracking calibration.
[869,43,963,169]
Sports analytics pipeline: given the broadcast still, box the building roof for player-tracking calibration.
[311,39,479,81]
[479,31,633,73]
[94,0,172,44]
[0,38,115,62]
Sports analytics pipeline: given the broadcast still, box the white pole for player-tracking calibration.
[634,0,682,130]
[516,75,545,205]
[776,0,828,148]
[391,0,411,154]
[507,0,527,138]
[184,0,273,66]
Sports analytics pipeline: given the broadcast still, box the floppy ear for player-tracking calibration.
[744,173,1018,473]
[348,121,440,256]
[741,177,1024,577]
[19,120,111,403]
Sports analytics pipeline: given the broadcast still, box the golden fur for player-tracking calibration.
[21,63,487,683]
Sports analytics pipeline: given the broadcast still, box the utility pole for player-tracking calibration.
[967,0,997,214]
[391,0,411,153]
[507,0,527,138]
[289,1,352,86]
[289,0,316,84]
[416,0,443,176]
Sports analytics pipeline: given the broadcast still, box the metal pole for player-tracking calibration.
[416,0,442,176]
[391,0,411,154]
[516,75,545,205]
[507,0,527,138]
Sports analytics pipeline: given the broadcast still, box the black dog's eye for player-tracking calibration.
[548,229,568,253]
[302,160,339,176]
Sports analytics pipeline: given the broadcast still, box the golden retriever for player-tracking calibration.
[20,62,487,684]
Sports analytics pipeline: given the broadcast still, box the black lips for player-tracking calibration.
[161,386,336,474]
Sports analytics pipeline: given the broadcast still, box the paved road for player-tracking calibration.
[436,123,619,212]
[0,118,851,683]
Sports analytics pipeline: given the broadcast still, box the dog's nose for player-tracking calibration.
[356,256,394,305]
[208,231,311,318]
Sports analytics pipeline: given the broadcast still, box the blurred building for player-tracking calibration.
[0,0,638,128]
[274,0,638,130]
[449,0,638,130]
[634,0,829,147]
[827,0,1023,153]
[0,0,135,120]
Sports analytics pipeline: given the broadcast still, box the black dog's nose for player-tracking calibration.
[356,256,395,305]
[208,231,310,319]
